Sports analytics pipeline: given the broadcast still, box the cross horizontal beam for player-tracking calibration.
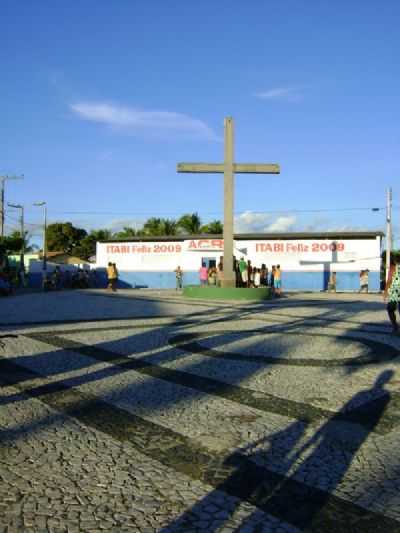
[177,163,280,174]
[235,163,280,174]
[177,163,224,173]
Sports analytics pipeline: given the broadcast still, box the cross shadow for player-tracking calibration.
[161,370,394,532]
[0,299,396,419]
[0,298,398,531]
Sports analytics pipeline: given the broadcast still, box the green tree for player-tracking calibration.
[143,217,164,236]
[47,223,87,253]
[177,213,202,234]
[113,226,138,239]
[142,217,178,236]
[160,219,177,236]
[73,229,112,260]
[200,219,223,234]
[0,231,33,254]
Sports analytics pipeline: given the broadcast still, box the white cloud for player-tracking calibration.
[234,211,270,233]
[234,211,297,233]
[70,102,220,141]
[266,216,297,232]
[255,87,303,102]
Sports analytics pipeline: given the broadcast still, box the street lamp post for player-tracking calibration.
[370,193,392,288]
[33,202,47,272]
[7,203,25,284]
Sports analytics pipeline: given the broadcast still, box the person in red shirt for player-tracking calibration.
[199,263,208,286]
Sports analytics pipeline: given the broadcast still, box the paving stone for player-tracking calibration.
[0,291,400,531]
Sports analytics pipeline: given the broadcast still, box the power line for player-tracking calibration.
[4,212,40,229]
[3,212,21,224]
[28,205,388,217]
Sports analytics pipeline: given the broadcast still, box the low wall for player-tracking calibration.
[92,270,381,291]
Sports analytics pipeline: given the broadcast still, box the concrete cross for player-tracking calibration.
[177,117,280,287]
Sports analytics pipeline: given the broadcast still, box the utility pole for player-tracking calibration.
[33,202,47,272]
[386,187,392,285]
[8,203,25,284]
[0,175,24,238]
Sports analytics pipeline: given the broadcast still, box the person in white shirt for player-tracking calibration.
[359,270,369,293]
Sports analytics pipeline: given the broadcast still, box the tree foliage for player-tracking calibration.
[13,214,223,262]
[47,223,87,253]
[200,219,223,234]
[73,229,112,260]
[143,217,164,236]
[160,219,178,235]
[0,231,33,254]
[113,226,139,239]
[143,218,178,236]
[177,213,202,234]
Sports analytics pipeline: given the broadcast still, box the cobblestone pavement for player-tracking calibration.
[1,289,400,532]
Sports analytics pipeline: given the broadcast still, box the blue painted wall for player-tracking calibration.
[281,271,380,291]
[26,269,380,291]
[104,270,381,291]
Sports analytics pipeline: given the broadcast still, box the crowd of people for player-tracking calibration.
[235,257,282,294]
[0,265,27,294]
[0,265,100,295]
[189,257,283,295]
[42,266,98,291]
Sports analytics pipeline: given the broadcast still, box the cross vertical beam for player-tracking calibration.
[177,117,280,290]
[222,117,235,287]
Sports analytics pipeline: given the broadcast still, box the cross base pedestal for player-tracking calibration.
[183,285,273,301]
[221,278,236,289]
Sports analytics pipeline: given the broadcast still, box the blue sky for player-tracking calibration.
[1,0,399,244]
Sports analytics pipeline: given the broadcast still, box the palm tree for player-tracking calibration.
[91,229,113,241]
[113,226,137,239]
[178,212,202,234]
[160,219,177,235]
[3,230,32,253]
[143,217,165,236]
[201,219,223,234]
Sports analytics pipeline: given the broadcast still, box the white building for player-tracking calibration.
[96,231,383,291]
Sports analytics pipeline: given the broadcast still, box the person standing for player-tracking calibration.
[247,260,252,288]
[274,264,282,296]
[235,261,241,288]
[107,262,118,292]
[254,268,261,288]
[217,259,223,287]
[52,266,62,290]
[238,257,247,287]
[384,257,400,333]
[174,266,183,290]
[359,269,369,293]
[199,263,208,286]
[208,266,217,286]
[270,266,276,292]
[260,264,267,286]
[112,263,118,291]
[328,271,337,292]
[250,266,256,288]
